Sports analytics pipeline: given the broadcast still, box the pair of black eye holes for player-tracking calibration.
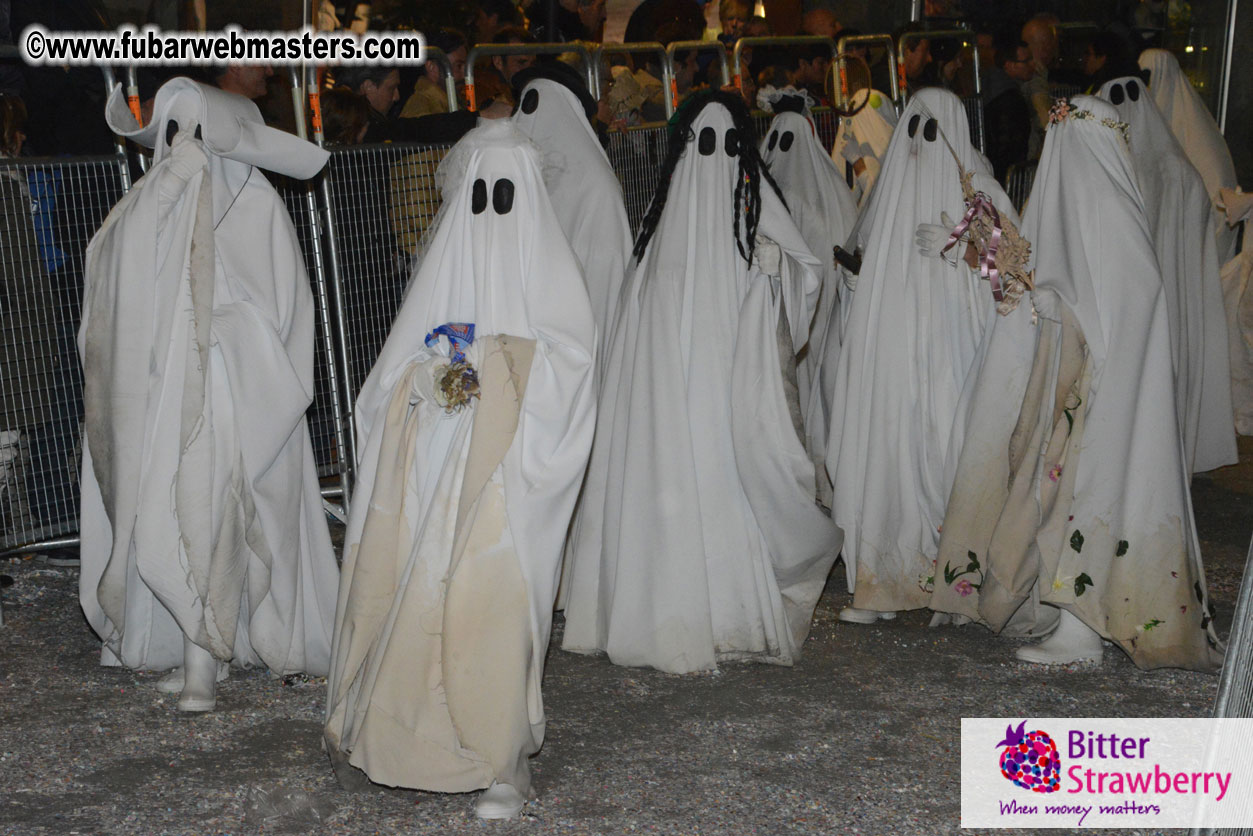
[470,178,516,214]
[906,115,940,142]
[695,126,741,157]
[765,130,796,153]
[1107,79,1142,105]
[520,88,539,114]
[164,120,203,146]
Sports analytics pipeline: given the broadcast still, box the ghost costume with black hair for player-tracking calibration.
[1098,76,1235,474]
[823,87,1016,616]
[79,78,339,677]
[760,101,859,505]
[561,92,841,674]
[931,96,1221,672]
[324,121,596,793]
[510,73,632,345]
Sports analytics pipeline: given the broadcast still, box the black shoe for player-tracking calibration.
[42,549,80,568]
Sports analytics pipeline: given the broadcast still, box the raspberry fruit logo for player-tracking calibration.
[996,721,1061,793]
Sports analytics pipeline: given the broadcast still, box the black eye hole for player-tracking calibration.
[907,114,921,137]
[165,119,179,147]
[1127,79,1140,101]
[779,131,794,152]
[767,130,778,151]
[1109,83,1125,105]
[492,178,514,214]
[923,118,938,142]
[194,124,202,141]
[521,89,538,114]
[724,128,738,157]
[698,126,716,155]
[471,178,487,214]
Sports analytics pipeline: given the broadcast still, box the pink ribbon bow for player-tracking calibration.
[940,192,1004,301]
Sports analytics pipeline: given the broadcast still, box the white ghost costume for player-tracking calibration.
[561,94,841,674]
[930,96,1222,672]
[78,79,339,675]
[823,87,1016,613]
[830,88,897,206]
[510,75,632,343]
[1097,76,1236,473]
[1219,188,1253,434]
[1139,49,1240,261]
[759,103,859,503]
[324,121,596,793]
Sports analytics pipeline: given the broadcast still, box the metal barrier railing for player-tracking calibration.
[593,42,673,117]
[465,42,597,110]
[664,40,730,108]
[898,28,985,152]
[0,156,129,553]
[731,35,835,94]
[836,33,901,112]
[1004,160,1037,213]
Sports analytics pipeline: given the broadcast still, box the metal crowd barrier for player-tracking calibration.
[0,156,128,553]
[1004,160,1038,213]
[836,33,900,112]
[465,42,597,110]
[594,42,673,117]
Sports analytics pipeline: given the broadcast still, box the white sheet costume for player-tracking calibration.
[830,88,897,206]
[561,93,841,674]
[79,79,339,675]
[1139,48,1240,261]
[930,97,1222,672]
[510,70,632,343]
[823,88,1015,613]
[1096,76,1235,473]
[759,94,859,503]
[1219,188,1253,435]
[324,121,596,794]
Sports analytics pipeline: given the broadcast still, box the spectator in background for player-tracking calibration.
[896,24,933,95]
[982,32,1033,182]
[788,44,833,105]
[212,64,274,100]
[473,0,524,43]
[491,26,537,89]
[745,15,770,36]
[624,0,704,44]
[1082,29,1140,92]
[801,8,841,39]
[531,0,606,42]
[318,86,371,144]
[718,0,750,45]
[1021,14,1057,149]
[402,28,467,117]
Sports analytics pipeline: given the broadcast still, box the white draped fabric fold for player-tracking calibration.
[562,98,841,674]
[1097,76,1236,473]
[760,109,859,503]
[324,121,596,792]
[79,79,338,675]
[1139,48,1240,261]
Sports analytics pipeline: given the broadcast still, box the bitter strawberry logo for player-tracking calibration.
[996,721,1061,793]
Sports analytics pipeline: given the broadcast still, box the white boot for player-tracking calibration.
[177,636,221,712]
[156,661,229,694]
[928,611,972,627]
[1016,608,1103,665]
[838,607,897,624]
[475,782,525,819]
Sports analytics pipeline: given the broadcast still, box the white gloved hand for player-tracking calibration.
[408,355,441,405]
[752,234,782,277]
[915,211,957,258]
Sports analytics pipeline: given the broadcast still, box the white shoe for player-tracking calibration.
[838,607,897,624]
[475,782,525,819]
[156,663,229,694]
[1015,609,1103,665]
[928,611,972,628]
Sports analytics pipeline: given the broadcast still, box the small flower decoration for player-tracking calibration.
[1048,99,1072,126]
[1048,464,1062,483]
[955,579,974,597]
